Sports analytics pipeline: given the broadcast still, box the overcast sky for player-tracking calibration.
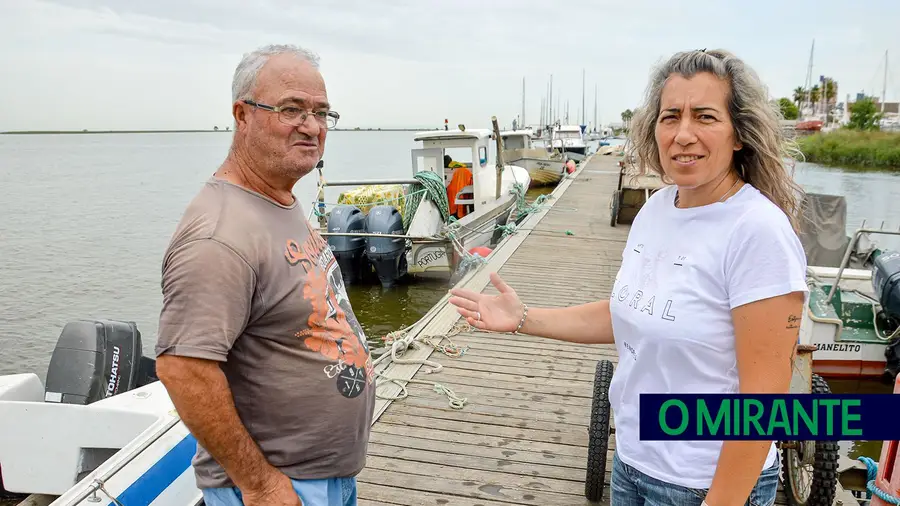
[2,0,898,132]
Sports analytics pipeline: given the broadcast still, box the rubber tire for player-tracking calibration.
[609,191,620,227]
[781,373,839,506]
[585,359,614,503]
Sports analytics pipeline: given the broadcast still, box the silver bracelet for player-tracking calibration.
[513,303,529,334]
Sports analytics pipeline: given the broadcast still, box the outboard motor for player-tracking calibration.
[326,204,368,285]
[364,205,407,288]
[872,250,900,381]
[44,319,157,405]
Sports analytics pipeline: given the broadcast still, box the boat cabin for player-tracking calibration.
[410,129,513,218]
[553,124,584,141]
[499,130,534,150]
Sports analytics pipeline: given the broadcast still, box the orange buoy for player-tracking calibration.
[565,160,576,174]
[468,246,492,258]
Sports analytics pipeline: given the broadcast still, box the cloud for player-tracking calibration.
[1,0,898,131]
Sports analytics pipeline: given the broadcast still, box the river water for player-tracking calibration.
[1,131,899,462]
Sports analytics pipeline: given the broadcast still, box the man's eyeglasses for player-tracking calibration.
[242,99,340,129]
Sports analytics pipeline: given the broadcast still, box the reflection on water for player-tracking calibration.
[348,184,558,350]
[348,277,448,348]
[828,377,895,461]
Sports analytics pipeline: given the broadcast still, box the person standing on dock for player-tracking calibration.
[154,44,374,506]
[450,48,808,506]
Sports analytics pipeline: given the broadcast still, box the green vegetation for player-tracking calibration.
[777,98,799,120]
[846,97,883,131]
[798,130,900,170]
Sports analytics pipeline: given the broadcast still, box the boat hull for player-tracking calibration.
[512,158,566,187]
[407,197,516,279]
[800,269,894,380]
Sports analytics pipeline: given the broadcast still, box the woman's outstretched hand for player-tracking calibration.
[448,272,524,333]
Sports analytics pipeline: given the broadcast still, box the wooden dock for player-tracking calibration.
[359,154,629,505]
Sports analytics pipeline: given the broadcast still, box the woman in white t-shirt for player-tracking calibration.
[449,48,808,506]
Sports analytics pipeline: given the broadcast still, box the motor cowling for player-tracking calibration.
[873,250,900,321]
[364,205,407,287]
[44,319,157,405]
[326,204,367,285]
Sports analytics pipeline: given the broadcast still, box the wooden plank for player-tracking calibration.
[366,443,586,482]
[358,483,515,506]
[448,350,604,373]
[414,365,594,389]
[452,341,618,361]
[377,412,590,447]
[371,421,607,457]
[357,467,601,506]
[421,370,592,398]
[453,332,620,355]
[369,430,589,469]
[389,393,591,427]
[397,371,594,403]
[387,402,591,437]
[399,381,594,416]
[358,458,603,505]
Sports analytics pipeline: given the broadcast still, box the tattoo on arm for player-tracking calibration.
[786,314,801,329]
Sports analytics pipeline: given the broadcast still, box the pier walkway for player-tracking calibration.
[358,155,628,505]
[357,154,857,506]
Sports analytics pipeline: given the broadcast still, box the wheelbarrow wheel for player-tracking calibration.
[585,359,615,502]
[780,373,839,506]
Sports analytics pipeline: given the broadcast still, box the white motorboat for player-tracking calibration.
[0,320,203,506]
[499,130,567,187]
[548,124,588,160]
[312,127,531,288]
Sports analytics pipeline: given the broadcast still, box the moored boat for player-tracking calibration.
[499,129,567,187]
[312,124,531,288]
[798,193,900,381]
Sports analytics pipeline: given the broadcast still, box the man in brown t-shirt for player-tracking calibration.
[155,44,374,506]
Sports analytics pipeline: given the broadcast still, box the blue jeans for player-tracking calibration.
[611,451,780,506]
[201,476,357,506]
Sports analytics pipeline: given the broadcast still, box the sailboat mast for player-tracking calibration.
[594,84,598,132]
[547,74,553,123]
[882,50,888,114]
[805,40,814,113]
[581,68,585,125]
[521,76,526,129]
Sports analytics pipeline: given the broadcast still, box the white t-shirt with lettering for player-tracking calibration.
[608,182,808,489]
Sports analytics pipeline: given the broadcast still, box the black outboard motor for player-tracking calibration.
[872,250,900,381]
[364,205,408,288]
[44,319,157,405]
[326,204,367,285]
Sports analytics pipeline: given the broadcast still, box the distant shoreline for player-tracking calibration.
[0,128,435,135]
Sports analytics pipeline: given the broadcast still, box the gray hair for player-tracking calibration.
[627,49,805,233]
[231,44,321,102]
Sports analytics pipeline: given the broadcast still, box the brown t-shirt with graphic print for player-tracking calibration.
[155,177,375,490]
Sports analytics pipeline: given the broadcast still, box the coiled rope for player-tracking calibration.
[403,171,450,227]
[858,456,900,505]
[374,319,472,410]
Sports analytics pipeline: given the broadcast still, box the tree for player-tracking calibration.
[793,87,806,108]
[777,98,799,120]
[620,109,633,131]
[809,85,821,110]
[847,96,882,131]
